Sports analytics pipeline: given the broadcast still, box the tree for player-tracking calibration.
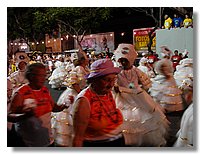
[8,7,112,53]
[7,7,48,54]
[34,7,111,50]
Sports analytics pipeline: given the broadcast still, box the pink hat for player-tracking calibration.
[114,43,137,65]
[85,59,121,79]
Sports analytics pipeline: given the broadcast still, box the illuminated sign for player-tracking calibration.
[133,27,156,51]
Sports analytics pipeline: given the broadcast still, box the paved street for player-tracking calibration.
[45,80,66,103]
[44,79,181,147]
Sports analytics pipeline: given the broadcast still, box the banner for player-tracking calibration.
[133,27,156,51]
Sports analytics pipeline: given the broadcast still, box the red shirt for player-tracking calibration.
[76,87,123,140]
[147,55,158,68]
[17,85,53,117]
[171,55,182,70]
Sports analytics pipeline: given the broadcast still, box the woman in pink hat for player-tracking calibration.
[72,59,125,147]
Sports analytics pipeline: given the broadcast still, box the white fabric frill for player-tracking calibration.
[114,68,169,146]
[62,66,89,90]
[113,88,169,146]
[173,103,193,147]
[174,65,193,88]
[149,75,184,112]
[137,65,155,78]
[48,63,73,89]
[51,88,78,147]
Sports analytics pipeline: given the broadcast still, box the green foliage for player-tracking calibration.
[8,7,112,43]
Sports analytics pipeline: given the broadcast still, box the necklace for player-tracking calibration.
[122,69,134,82]
[122,69,137,89]
[89,87,119,123]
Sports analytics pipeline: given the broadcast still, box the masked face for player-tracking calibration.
[18,61,27,71]
[118,58,131,70]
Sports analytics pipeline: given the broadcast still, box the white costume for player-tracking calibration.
[48,61,70,89]
[113,44,169,146]
[8,52,29,94]
[137,57,155,78]
[149,59,184,112]
[174,78,193,147]
[51,52,89,146]
[174,58,193,88]
[173,103,193,147]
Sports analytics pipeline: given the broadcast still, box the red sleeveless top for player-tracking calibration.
[17,85,53,117]
[76,87,123,140]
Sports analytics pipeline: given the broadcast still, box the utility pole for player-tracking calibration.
[159,7,162,28]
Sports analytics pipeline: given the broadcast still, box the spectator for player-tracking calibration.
[182,50,189,59]
[147,50,158,70]
[171,50,182,71]
[163,14,173,29]
[183,14,193,28]
[113,43,169,146]
[179,53,183,60]
[8,63,68,147]
[72,59,124,147]
[173,13,183,28]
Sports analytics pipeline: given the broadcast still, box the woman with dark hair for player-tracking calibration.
[8,63,67,147]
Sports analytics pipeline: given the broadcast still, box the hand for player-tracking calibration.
[68,95,74,104]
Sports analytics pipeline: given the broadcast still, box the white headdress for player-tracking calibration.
[114,43,137,65]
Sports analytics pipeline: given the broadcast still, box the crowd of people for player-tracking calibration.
[7,43,193,147]
[162,13,193,30]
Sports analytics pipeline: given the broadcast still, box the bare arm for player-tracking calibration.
[72,97,90,147]
[8,93,34,122]
[9,92,25,113]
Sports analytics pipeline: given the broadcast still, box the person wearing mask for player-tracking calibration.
[8,63,68,147]
[113,43,169,147]
[8,51,30,94]
[72,59,125,147]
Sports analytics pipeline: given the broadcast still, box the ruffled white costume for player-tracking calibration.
[48,62,73,89]
[174,58,193,88]
[51,64,89,146]
[173,70,193,147]
[149,59,184,112]
[113,43,169,146]
[114,67,169,146]
[173,103,193,147]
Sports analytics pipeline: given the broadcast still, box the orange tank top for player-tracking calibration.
[18,85,53,117]
[76,87,123,140]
